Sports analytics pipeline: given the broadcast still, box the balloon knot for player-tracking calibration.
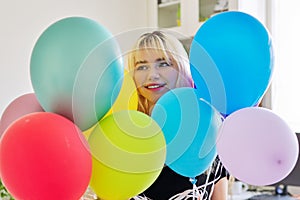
[277,159,282,165]
[189,177,197,185]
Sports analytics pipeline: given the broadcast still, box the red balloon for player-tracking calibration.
[0,112,92,200]
[0,93,44,138]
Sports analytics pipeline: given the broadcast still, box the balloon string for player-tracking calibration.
[131,196,150,200]
[189,177,199,200]
[193,183,196,199]
[80,187,99,200]
[208,159,221,199]
[169,159,223,200]
[203,165,212,195]
[133,160,224,200]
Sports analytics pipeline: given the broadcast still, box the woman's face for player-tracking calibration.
[133,49,178,104]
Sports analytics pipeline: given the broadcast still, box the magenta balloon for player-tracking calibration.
[216,107,299,186]
[0,93,44,137]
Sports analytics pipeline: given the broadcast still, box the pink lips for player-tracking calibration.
[144,83,167,91]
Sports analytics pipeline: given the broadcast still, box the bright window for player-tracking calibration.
[272,0,300,132]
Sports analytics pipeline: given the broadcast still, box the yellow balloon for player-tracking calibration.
[82,123,97,140]
[103,70,138,119]
[84,70,138,140]
[88,110,166,200]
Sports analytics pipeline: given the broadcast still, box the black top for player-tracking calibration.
[141,157,228,200]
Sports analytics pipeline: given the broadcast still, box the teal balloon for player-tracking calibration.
[30,17,123,130]
[190,11,274,115]
[151,88,223,178]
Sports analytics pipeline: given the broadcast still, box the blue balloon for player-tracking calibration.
[190,11,274,115]
[30,17,124,130]
[151,88,223,178]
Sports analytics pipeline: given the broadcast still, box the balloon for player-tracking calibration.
[217,107,299,186]
[88,110,166,200]
[190,11,274,115]
[0,93,44,138]
[83,71,138,140]
[82,123,97,140]
[102,70,138,119]
[151,88,223,178]
[30,17,124,130]
[0,112,92,200]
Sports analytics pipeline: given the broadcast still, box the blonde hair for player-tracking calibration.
[127,31,194,115]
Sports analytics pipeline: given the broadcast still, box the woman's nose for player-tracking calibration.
[148,66,160,80]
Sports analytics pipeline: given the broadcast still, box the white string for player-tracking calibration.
[80,187,98,200]
[168,159,223,200]
[133,159,224,200]
[202,164,213,198]
[208,159,221,200]
[192,177,201,200]
[132,195,151,200]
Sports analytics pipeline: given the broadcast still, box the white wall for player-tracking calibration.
[237,0,266,24]
[0,0,148,115]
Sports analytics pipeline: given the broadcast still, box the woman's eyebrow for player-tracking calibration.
[135,57,166,66]
[135,60,147,66]
[155,58,165,62]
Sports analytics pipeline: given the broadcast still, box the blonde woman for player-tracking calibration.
[127,31,228,200]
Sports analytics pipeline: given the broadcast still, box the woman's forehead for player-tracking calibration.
[135,49,170,62]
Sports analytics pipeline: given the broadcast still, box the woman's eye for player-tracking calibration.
[158,61,171,67]
[136,65,148,71]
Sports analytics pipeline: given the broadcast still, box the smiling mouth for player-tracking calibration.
[144,83,167,89]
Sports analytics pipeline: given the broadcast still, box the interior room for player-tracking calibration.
[0,0,299,199]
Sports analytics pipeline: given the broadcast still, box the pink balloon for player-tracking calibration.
[0,112,92,200]
[217,107,299,186]
[0,93,44,138]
